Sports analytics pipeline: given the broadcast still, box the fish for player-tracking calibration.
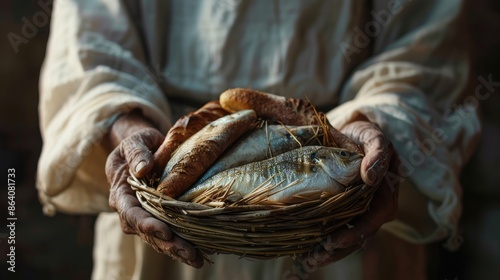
[178,146,363,204]
[195,124,325,184]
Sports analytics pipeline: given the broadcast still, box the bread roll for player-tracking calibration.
[157,110,257,198]
[152,100,228,176]
[220,88,362,153]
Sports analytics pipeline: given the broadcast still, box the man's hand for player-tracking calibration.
[299,121,400,269]
[104,111,204,268]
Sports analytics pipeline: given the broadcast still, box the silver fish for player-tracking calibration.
[178,146,363,204]
[195,125,325,184]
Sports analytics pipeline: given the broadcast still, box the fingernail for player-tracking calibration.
[135,161,146,174]
[155,231,168,241]
[367,168,377,185]
[178,249,190,260]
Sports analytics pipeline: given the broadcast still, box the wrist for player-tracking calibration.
[104,110,156,151]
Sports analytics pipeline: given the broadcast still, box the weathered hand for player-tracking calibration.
[104,112,204,268]
[342,121,394,187]
[295,121,400,272]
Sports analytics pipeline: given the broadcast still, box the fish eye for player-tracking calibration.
[310,152,317,161]
[339,150,348,158]
[310,150,327,162]
[310,151,318,162]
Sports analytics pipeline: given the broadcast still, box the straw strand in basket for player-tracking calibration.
[128,173,376,260]
[127,108,375,260]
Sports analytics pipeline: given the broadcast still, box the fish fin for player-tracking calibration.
[289,189,324,201]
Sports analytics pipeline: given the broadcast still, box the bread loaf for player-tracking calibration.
[157,110,257,198]
[220,88,362,153]
[152,100,228,176]
[220,88,319,125]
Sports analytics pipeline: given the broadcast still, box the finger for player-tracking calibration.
[311,244,362,268]
[143,234,203,267]
[342,122,391,186]
[105,148,128,186]
[120,128,164,177]
[122,205,174,239]
[107,166,202,267]
[381,144,401,196]
[177,249,204,268]
[363,155,392,187]
[365,148,400,221]
[323,222,377,251]
[106,128,202,267]
[187,253,205,268]
[360,130,390,186]
[108,176,146,234]
[109,173,174,238]
[110,181,202,266]
[322,148,401,250]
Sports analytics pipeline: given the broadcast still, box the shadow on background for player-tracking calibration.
[0,1,95,279]
[0,0,499,279]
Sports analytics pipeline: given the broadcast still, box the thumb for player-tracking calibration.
[120,128,164,177]
[341,121,390,186]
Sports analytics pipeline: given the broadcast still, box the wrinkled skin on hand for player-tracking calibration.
[295,120,400,272]
[104,107,399,272]
[104,112,204,268]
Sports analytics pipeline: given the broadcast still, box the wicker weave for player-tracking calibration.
[128,174,376,260]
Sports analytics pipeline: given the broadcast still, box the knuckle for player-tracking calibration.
[137,217,158,234]
[108,194,118,211]
[127,147,145,163]
[120,134,157,166]
[119,206,138,233]
[119,218,136,234]
[135,127,163,147]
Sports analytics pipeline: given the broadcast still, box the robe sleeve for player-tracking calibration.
[37,0,171,215]
[327,0,480,250]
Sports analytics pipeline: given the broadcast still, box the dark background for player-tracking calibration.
[0,1,499,279]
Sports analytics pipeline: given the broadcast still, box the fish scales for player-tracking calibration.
[178,146,363,203]
[225,148,312,186]
[195,125,323,184]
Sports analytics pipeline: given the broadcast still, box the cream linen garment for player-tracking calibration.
[37,0,479,279]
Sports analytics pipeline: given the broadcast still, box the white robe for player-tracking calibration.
[37,0,480,279]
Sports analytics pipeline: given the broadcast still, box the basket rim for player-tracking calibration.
[128,174,377,260]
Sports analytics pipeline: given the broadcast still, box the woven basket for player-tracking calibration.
[128,174,376,260]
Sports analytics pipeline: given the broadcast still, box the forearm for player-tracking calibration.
[103,110,157,152]
[327,0,478,249]
[37,0,171,214]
